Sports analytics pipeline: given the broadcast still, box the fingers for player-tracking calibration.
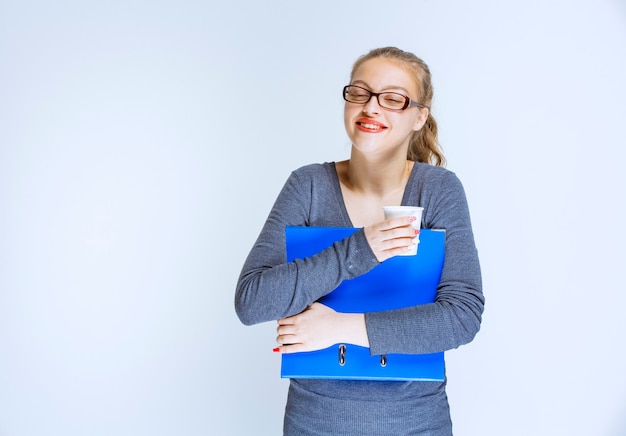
[273,343,308,354]
[369,216,419,240]
[273,304,338,353]
[276,303,315,326]
[382,215,419,231]
[380,226,419,244]
[364,216,420,262]
[274,328,307,354]
[275,313,302,352]
[275,306,313,345]
[276,324,297,346]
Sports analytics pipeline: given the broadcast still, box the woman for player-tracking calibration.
[235,46,484,435]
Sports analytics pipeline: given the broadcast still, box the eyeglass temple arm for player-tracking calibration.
[409,101,430,110]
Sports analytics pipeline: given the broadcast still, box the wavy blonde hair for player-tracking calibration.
[350,47,446,167]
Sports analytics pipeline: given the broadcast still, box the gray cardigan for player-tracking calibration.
[235,161,484,435]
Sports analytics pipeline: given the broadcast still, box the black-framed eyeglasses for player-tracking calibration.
[342,85,429,111]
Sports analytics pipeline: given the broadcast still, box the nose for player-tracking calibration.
[362,94,382,115]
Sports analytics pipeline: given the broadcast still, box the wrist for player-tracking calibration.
[341,313,370,348]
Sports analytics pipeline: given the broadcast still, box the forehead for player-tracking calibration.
[351,57,418,95]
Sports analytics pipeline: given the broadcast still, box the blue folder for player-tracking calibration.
[281,227,446,381]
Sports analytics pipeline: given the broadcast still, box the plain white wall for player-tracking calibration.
[1,1,625,435]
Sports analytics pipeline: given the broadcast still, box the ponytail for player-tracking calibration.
[408,112,445,166]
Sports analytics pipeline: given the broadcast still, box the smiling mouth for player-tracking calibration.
[357,121,387,131]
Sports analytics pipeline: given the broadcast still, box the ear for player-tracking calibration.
[413,108,429,132]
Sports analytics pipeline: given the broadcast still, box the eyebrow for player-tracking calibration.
[350,80,411,95]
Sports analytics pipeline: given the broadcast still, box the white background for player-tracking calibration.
[1,1,625,435]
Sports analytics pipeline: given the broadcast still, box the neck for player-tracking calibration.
[343,150,413,196]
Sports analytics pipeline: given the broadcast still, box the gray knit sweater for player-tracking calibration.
[235,162,484,435]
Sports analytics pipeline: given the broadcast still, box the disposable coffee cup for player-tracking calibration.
[383,206,424,256]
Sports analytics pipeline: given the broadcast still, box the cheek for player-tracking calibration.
[390,113,416,132]
[344,105,355,131]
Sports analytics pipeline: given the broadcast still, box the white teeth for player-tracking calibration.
[360,123,382,130]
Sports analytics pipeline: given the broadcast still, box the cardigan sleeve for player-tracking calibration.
[365,171,484,354]
[234,169,379,325]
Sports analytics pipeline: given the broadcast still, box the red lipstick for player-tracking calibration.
[356,118,387,133]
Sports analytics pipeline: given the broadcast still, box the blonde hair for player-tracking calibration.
[350,47,446,167]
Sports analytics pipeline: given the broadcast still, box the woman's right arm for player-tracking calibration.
[234,170,379,325]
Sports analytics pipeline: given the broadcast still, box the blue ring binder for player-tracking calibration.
[281,227,446,381]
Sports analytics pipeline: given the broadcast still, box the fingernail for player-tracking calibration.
[408,216,417,222]
[272,347,280,353]
[414,229,420,235]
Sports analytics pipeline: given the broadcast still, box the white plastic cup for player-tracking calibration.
[382,206,424,256]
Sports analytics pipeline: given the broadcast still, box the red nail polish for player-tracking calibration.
[414,229,420,235]
[408,216,416,222]
[272,347,280,353]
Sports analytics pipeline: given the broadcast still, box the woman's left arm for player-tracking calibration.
[365,170,484,355]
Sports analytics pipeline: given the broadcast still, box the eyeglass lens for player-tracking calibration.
[343,85,409,110]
